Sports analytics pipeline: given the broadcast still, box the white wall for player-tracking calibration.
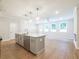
[46,19,74,40]
[74,5,79,48]
[77,5,79,48]
[0,16,74,41]
[74,7,77,34]
[0,17,20,41]
[0,21,9,40]
[19,19,41,34]
[20,18,74,41]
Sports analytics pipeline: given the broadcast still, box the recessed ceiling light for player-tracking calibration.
[55,11,59,14]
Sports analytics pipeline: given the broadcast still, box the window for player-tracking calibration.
[39,24,44,32]
[44,23,49,32]
[51,23,57,32]
[60,23,67,32]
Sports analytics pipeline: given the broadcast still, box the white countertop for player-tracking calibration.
[26,33,45,37]
[16,33,45,37]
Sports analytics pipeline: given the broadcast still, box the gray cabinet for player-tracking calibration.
[24,36,30,51]
[15,33,45,55]
[15,34,24,47]
[30,36,45,54]
[15,34,19,43]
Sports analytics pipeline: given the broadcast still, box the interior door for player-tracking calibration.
[10,23,17,39]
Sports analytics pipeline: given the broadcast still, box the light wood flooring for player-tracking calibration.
[0,39,78,59]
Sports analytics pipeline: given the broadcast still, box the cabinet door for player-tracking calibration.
[37,37,45,52]
[30,37,37,53]
[24,36,30,51]
[15,34,19,43]
[18,35,21,45]
[19,35,24,46]
[30,36,45,54]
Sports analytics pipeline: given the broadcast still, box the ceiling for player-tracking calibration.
[0,0,79,20]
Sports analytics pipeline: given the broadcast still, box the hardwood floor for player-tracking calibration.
[0,39,77,59]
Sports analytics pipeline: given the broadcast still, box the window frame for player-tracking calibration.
[51,23,57,32]
[59,22,67,32]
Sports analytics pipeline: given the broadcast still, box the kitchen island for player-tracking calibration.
[15,33,45,55]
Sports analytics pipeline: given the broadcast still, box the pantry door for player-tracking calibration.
[10,23,17,39]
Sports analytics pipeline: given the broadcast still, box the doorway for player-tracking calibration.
[9,23,17,39]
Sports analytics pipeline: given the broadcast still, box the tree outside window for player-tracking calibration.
[51,23,57,32]
[60,23,67,32]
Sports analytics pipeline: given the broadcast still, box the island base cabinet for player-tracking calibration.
[15,33,45,55]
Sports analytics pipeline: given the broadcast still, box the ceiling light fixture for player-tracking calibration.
[36,8,40,20]
[25,7,40,18]
[36,17,40,21]
[55,11,59,14]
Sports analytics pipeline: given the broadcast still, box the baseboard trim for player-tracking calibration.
[2,39,14,41]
